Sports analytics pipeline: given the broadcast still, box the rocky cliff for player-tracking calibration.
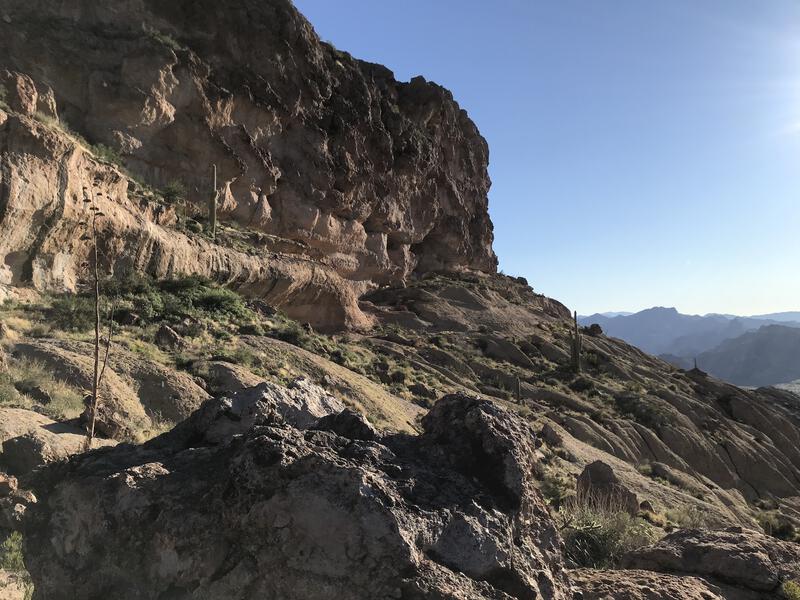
[1,1,799,599]
[0,0,496,330]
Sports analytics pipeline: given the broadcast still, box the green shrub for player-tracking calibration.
[540,468,575,508]
[0,359,84,420]
[144,25,183,51]
[161,181,187,205]
[782,580,800,600]
[757,511,798,541]
[614,393,670,428]
[0,532,25,572]
[105,274,253,325]
[558,491,657,568]
[48,296,96,332]
[91,143,123,166]
[0,379,24,407]
[664,505,708,529]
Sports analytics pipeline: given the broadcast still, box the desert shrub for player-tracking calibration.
[48,296,96,332]
[0,359,84,420]
[0,379,24,407]
[664,505,708,529]
[558,491,657,568]
[614,393,671,428]
[0,532,25,572]
[161,180,187,205]
[144,25,183,51]
[757,511,798,542]
[0,83,8,109]
[269,317,306,346]
[209,343,258,368]
[782,580,800,600]
[91,143,123,166]
[103,274,253,325]
[540,467,575,508]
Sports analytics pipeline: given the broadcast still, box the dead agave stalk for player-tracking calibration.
[80,182,110,449]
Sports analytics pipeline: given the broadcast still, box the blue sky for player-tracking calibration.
[293,1,800,316]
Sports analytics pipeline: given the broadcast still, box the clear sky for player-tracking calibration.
[293,0,800,316]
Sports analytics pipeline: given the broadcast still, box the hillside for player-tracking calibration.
[693,325,800,387]
[0,1,798,599]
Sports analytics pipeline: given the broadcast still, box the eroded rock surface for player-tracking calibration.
[24,393,570,599]
[0,0,496,331]
[0,408,115,478]
[623,528,800,599]
[570,569,726,600]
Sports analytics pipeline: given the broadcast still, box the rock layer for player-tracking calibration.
[24,393,570,599]
[0,0,496,330]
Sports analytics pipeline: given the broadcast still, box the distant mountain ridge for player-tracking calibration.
[693,325,800,387]
[579,307,800,386]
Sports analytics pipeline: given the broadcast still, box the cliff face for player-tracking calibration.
[0,0,496,330]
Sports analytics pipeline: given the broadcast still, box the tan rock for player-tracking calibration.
[570,569,725,600]
[0,408,115,476]
[0,0,499,331]
[623,527,800,595]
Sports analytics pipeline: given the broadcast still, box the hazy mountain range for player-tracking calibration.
[579,308,800,386]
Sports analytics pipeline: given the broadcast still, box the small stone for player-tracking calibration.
[155,324,185,350]
[0,472,18,496]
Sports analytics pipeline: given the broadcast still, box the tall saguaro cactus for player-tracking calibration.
[209,164,218,240]
[571,310,582,374]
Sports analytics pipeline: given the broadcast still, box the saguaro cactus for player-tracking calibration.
[571,310,582,373]
[209,164,218,240]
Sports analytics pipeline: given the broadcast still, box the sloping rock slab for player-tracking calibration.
[623,527,800,597]
[570,569,726,600]
[24,394,570,599]
[0,408,115,478]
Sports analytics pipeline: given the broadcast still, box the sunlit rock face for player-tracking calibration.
[0,0,496,330]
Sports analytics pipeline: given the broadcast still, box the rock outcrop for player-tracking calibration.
[0,408,115,478]
[570,569,727,600]
[622,528,800,599]
[23,392,570,599]
[0,0,497,331]
[576,460,640,516]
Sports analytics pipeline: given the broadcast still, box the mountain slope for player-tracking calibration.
[0,1,799,598]
[695,325,800,387]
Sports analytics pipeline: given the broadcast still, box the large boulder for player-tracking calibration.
[23,393,571,599]
[576,460,640,516]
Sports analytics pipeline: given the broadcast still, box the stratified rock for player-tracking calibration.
[623,527,800,597]
[0,0,497,331]
[570,569,725,600]
[576,460,641,516]
[24,394,570,599]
